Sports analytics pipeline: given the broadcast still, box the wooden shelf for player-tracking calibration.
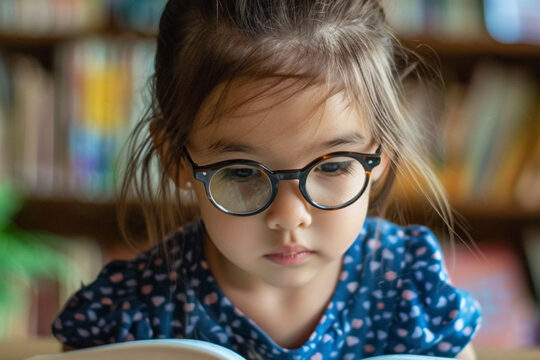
[13,197,146,247]
[2,30,540,56]
[386,197,540,241]
[13,197,540,245]
[0,28,155,47]
[446,201,540,222]
[402,36,540,58]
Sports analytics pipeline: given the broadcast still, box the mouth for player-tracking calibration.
[264,245,314,266]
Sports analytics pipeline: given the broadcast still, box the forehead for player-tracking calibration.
[188,78,371,158]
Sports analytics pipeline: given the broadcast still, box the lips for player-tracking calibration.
[264,245,313,266]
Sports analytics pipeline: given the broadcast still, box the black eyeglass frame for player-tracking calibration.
[183,145,382,216]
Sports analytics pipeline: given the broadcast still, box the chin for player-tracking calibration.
[259,267,320,289]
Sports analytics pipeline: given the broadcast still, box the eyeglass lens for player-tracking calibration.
[210,165,273,213]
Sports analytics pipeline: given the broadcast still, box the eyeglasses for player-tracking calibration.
[183,145,381,216]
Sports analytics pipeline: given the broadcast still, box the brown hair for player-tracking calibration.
[118,0,455,247]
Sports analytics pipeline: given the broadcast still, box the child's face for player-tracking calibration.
[182,80,386,290]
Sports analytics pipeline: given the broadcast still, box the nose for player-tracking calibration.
[265,180,312,230]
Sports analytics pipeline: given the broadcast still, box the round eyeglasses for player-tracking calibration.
[183,145,381,216]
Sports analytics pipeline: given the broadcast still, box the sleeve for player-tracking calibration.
[51,259,154,349]
[386,226,482,357]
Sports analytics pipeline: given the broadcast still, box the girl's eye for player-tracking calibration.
[223,167,259,180]
[315,161,353,175]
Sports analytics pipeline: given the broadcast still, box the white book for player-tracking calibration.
[26,339,453,360]
[27,339,245,360]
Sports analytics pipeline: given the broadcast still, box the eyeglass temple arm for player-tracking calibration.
[182,146,199,168]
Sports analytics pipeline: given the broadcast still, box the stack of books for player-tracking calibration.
[0,0,167,36]
[0,39,155,199]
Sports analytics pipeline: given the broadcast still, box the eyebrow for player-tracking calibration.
[207,133,368,155]
[318,133,368,150]
[208,140,254,154]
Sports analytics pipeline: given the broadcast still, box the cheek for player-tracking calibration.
[321,185,369,224]
[314,193,369,250]
[195,185,233,234]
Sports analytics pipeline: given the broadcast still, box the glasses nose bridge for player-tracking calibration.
[273,169,304,182]
[270,169,310,209]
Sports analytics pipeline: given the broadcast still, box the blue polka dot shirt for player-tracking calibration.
[52,217,481,359]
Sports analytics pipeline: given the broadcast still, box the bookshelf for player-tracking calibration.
[1,0,539,344]
[402,37,540,58]
[1,39,537,264]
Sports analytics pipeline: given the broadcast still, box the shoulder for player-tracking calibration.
[345,218,445,305]
[359,217,440,265]
[97,220,203,293]
[52,221,205,348]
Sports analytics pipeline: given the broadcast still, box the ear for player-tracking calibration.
[150,122,193,190]
[177,156,194,191]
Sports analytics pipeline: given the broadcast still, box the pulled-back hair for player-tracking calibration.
[119,0,454,247]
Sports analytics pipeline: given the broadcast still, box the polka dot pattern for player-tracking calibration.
[52,218,481,359]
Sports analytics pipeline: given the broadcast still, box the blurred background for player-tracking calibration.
[0,0,539,353]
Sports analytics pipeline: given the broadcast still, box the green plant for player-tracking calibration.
[0,181,77,337]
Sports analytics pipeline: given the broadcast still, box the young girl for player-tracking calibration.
[52,1,481,359]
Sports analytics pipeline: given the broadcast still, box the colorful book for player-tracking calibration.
[476,67,538,200]
[522,228,540,311]
[381,0,485,39]
[514,134,540,209]
[446,241,537,347]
